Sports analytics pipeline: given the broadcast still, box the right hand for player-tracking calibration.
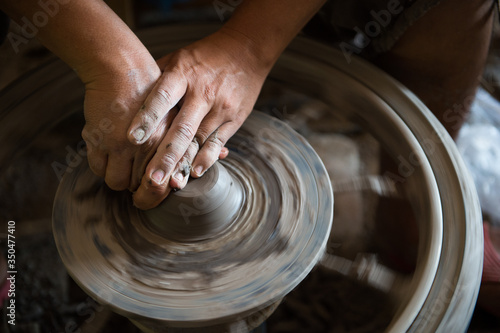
[125,28,271,210]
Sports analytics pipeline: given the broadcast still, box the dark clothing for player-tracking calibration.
[0,11,9,45]
[316,0,442,58]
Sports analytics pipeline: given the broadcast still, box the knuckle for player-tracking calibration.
[174,48,189,61]
[211,135,224,146]
[205,136,224,151]
[194,129,210,144]
[81,128,89,140]
[175,122,196,142]
[81,128,95,145]
[190,136,201,151]
[160,152,178,169]
[202,85,216,103]
[143,108,161,124]
[154,89,173,107]
[220,98,237,112]
[88,161,106,177]
[209,130,225,146]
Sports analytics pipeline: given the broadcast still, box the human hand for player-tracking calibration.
[81,60,164,192]
[2,0,324,213]
[127,28,271,210]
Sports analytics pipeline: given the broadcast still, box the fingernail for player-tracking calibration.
[151,169,165,184]
[193,165,204,176]
[132,128,145,143]
[174,171,184,182]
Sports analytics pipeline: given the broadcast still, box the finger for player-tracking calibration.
[129,148,154,193]
[105,154,133,191]
[169,138,200,190]
[219,147,229,160]
[84,144,107,178]
[191,123,235,178]
[128,70,187,145]
[132,172,172,210]
[82,128,108,178]
[129,107,179,192]
[146,100,209,180]
[130,141,157,192]
[191,114,230,162]
[156,54,173,70]
[87,151,108,178]
[133,102,209,208]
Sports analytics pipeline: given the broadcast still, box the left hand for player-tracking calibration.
[81,55,162,192]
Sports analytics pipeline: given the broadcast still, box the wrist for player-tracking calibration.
[215,26,276,77]
[79,49,161,97]
[218,0,326,74]
[76,45,159,86]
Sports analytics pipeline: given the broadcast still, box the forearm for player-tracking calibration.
[221,0,326,70]
[0,0,156,84]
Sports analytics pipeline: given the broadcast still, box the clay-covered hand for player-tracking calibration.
[82,61,163,192]
[127,28,270,210]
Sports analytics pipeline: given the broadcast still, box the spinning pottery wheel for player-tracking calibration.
[52,112,333,332]
[0,24,482,333]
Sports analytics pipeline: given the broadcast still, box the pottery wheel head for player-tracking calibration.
[53,111,333,330]
[145,161,245,242]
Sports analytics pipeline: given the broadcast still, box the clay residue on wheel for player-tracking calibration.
[52,112,333,328]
